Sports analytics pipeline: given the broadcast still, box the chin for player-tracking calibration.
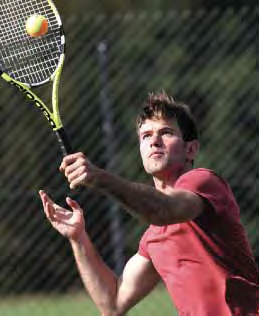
[146,164,166,175]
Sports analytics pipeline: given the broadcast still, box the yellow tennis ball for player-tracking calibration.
[26,14,48,38]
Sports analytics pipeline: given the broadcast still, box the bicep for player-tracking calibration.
[153,189,205,225]
[116,253,160,314]
[172,189,205,222]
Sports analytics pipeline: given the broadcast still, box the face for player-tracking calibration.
[139,118,190,177]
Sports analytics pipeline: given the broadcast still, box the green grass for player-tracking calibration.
[0,286,177,316]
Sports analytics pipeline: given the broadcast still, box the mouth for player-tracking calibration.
[149,152,164,158]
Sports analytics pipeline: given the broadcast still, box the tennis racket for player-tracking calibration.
[0,0,72,156]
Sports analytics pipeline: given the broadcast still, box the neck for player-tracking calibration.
[153,163,193,193]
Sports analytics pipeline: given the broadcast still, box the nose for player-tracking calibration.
[150,133,162,147]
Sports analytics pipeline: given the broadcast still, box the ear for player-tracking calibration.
[185,140,199,161]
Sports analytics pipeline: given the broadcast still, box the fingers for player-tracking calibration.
[59,152,86,173]
[39,191,54,219]
[65,166,87,188]
[39,190,53,208]
[70,174,88,190]
[66,197,82,212]
[39,190,56,220]
[59,152,91,189]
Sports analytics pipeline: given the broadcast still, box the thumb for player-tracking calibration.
[66,197,82,213]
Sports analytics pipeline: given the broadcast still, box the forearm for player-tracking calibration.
[93,169,189,225]
[70,232,119,315]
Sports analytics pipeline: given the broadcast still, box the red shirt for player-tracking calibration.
[138,168,259,315]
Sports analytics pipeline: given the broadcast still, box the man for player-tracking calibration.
[39,92,259,315]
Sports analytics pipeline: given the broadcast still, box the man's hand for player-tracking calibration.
[39,190,85,241]
[59,152,99,189]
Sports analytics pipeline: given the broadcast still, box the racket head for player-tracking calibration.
[0,0,65,87]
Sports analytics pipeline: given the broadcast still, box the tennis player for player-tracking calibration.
[39,92,259,315]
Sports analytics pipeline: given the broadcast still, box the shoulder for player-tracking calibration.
[175,168,239,217]
[175,168,229,190]
[176,167,224,181]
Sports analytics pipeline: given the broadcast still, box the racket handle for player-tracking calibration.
[55,128,73,156]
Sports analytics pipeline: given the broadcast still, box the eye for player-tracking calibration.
[142,133,151,140]
[162,129,174,136]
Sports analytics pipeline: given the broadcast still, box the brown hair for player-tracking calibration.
[136,91,198,141]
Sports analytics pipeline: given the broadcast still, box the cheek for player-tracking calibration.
[139,143,151,165]
[168,140,186,156]
[139,143,145,160]
[139,141,147,155]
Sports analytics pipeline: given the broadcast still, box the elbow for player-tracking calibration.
[98,298,126,316]
[99,299,129,316]
[101,308,125,316]
[99,306,116,316]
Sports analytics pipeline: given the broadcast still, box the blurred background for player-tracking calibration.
[0,0,257,315]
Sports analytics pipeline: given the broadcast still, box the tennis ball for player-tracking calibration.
[26,14,48,38]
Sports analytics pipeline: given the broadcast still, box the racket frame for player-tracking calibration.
[0,0,71,155]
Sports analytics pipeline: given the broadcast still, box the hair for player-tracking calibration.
[136,91,198,141]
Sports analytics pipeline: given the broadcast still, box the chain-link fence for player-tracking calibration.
[0,7,257,315]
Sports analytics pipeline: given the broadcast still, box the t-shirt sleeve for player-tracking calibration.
[138,229,151,259]
[174,168,236,216]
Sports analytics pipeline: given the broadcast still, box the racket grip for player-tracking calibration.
[55,128,73,156]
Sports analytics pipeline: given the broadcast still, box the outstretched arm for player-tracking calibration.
[39,191,160,316]
[59,152,204,225]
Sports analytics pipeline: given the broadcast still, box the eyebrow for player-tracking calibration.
[139,130,151,137]
[160,127,175,131]
[139,126,175,135]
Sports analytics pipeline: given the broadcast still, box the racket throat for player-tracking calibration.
[2,73,58,129]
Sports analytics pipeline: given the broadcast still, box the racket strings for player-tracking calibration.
[0,0,64,85]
